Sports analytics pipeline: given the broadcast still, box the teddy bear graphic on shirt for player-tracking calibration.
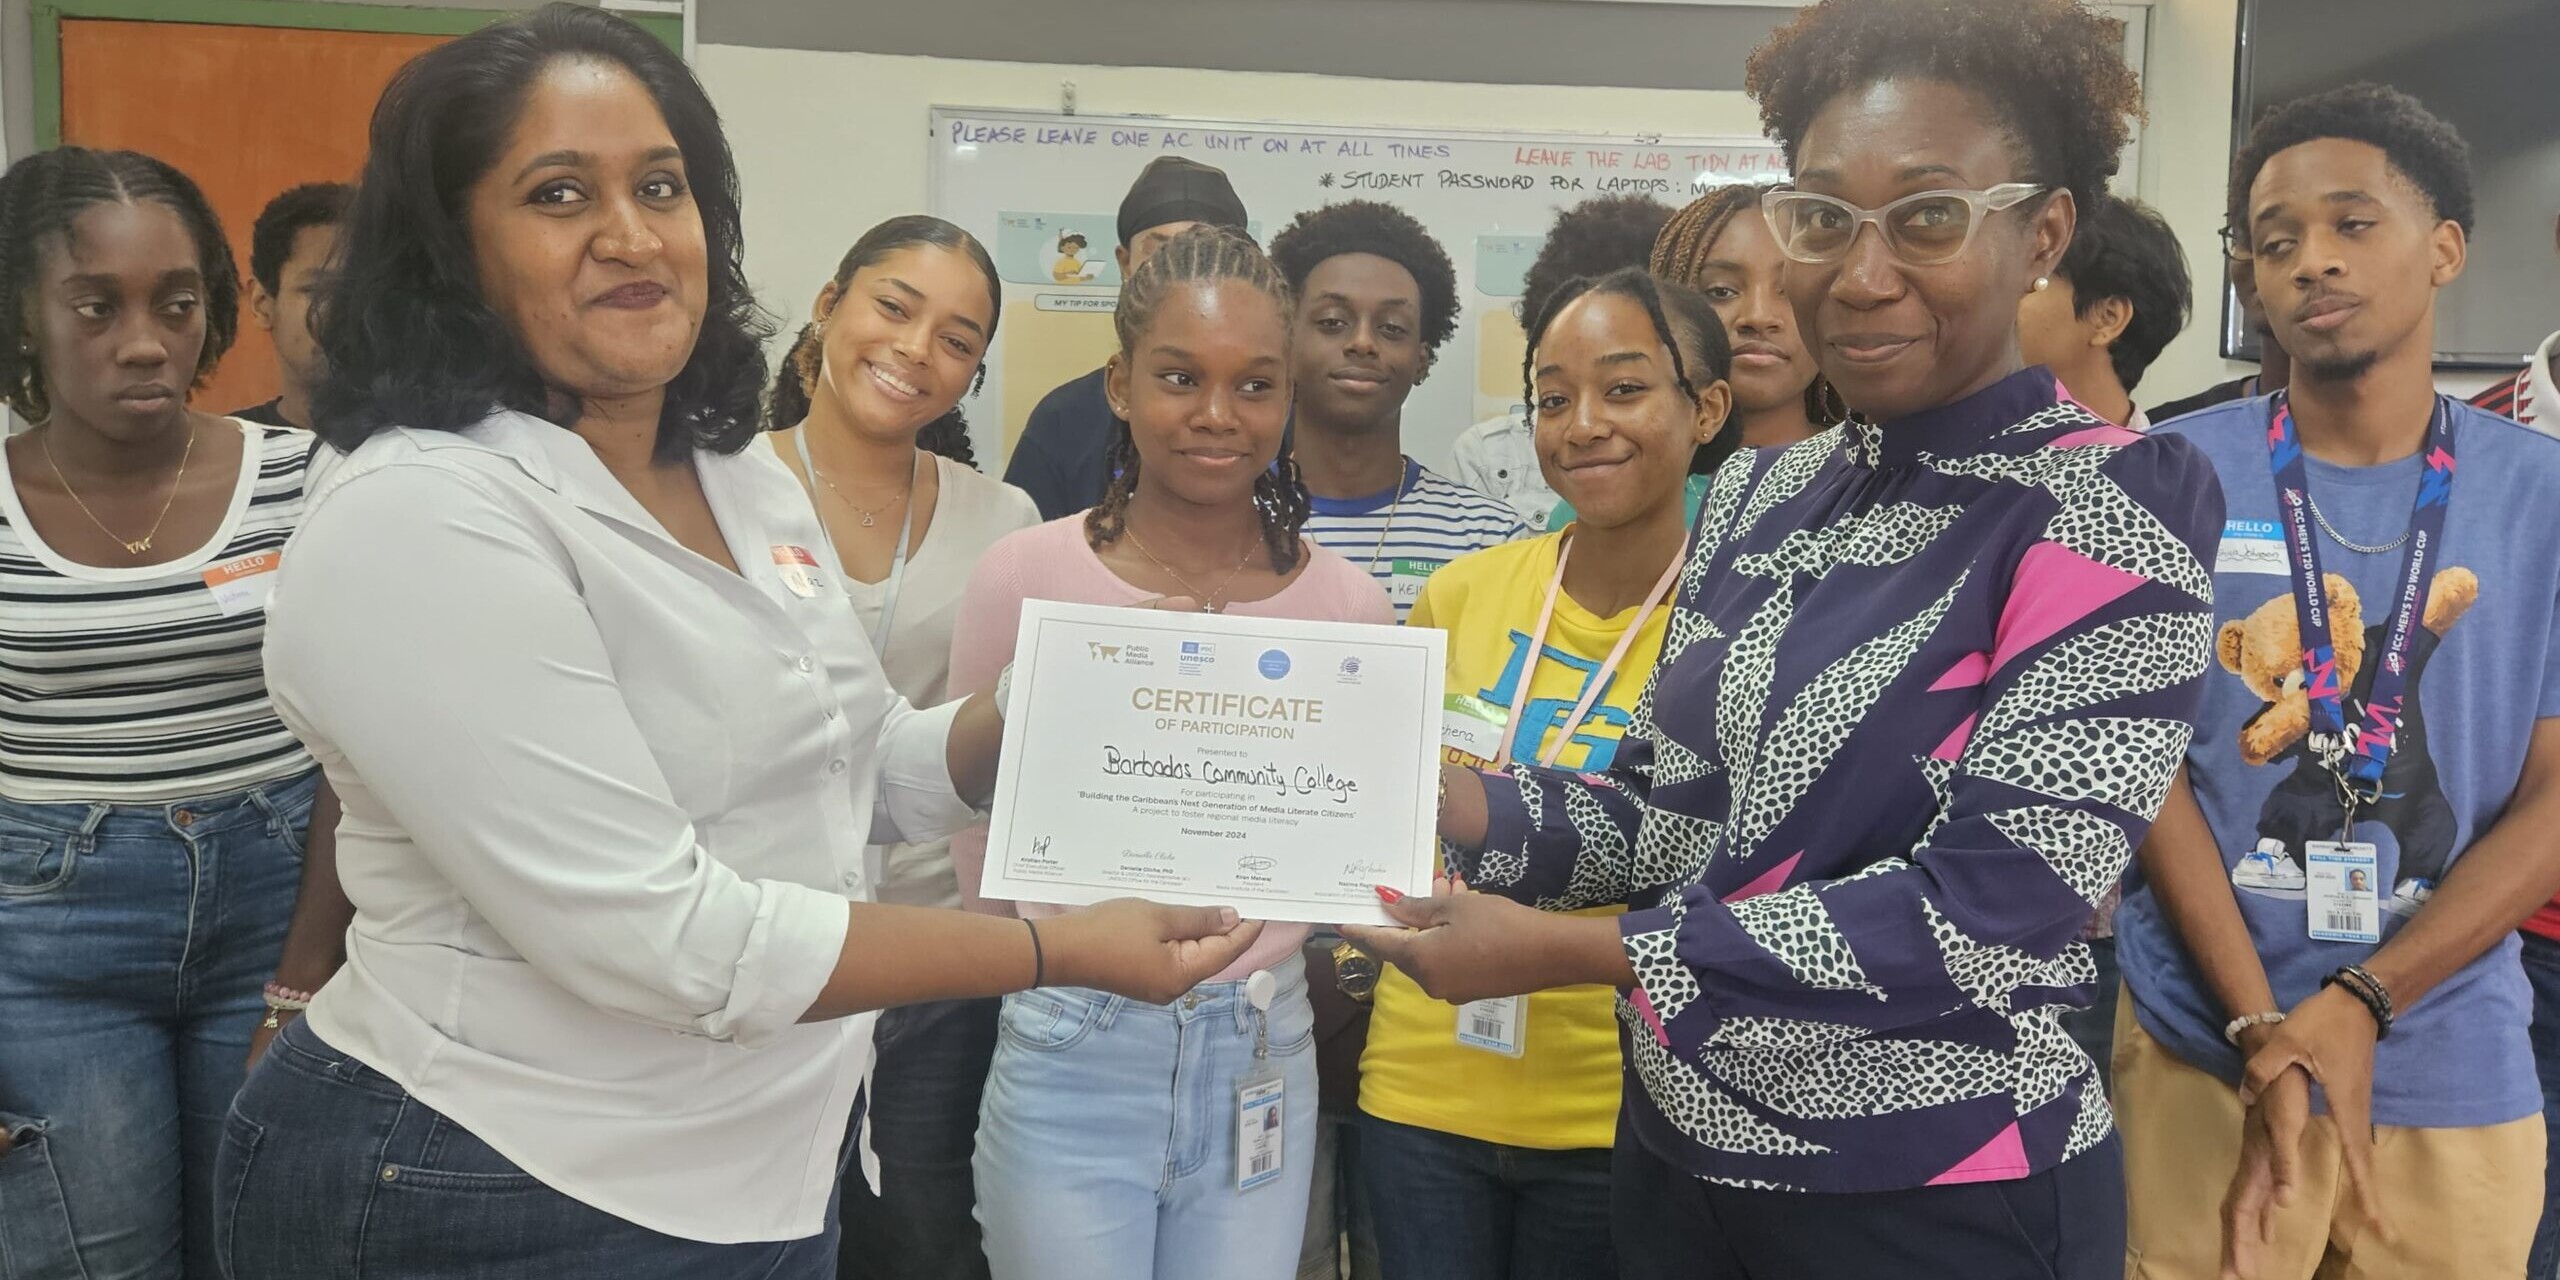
[2216,566,2477,912]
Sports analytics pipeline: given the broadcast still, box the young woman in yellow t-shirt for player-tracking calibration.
[1357,266,1734,1279]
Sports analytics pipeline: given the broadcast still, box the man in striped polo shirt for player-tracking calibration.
[1269,200,1528,621]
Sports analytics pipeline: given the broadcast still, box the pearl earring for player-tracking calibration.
[2031,276,2051,293]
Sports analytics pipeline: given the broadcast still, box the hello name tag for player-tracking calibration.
[771,544,822,598]
[2215,518,2288,576]
[201,551,282,617]
[1387,558,1445,605]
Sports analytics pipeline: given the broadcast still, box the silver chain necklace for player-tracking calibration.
[2307,495,2410,556]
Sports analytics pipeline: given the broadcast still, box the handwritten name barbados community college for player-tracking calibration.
[1098,746,1361,805]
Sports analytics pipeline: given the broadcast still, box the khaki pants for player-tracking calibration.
[2114,992,2542,1279]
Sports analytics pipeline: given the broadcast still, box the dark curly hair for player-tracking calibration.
[1087,224,1308,573]
[249,182,352,295]
[769,215,996,469]
[312,3,769,460]
[2227,82,2474,238]
[1521,267,1740,478]
[1522,194,1672,327]
[1266,199,1459,355]
[2053,195,2190,394]
[1,147,240,424]
[1745,0,2141,211]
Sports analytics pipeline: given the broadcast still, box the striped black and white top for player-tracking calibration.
[1,420,318,804]
[1302,457,1530,621]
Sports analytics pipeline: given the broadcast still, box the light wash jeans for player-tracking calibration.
[974,952,1317,1280]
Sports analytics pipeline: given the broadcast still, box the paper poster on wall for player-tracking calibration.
[996,211,1118,288]
[933,108,1786,475]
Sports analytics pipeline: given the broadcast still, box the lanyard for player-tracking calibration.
[797,429,916,658]
[1491,534,1684,769]
[2265,391,2455,827]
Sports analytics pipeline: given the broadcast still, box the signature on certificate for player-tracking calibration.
[1338,859,1393,880]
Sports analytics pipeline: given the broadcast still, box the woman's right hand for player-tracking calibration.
[1038,899,1264,1004]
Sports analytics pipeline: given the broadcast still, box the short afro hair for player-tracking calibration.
[1745,0,2141,210]
[1521,194,1673,326]
[249,182,351,295]
[2052,195,2190,393]
[2227,83,2473,237]
[1267,199,1460,354]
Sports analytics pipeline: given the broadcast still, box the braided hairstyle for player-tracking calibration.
[1651,182,1847,428]
[1084,224,1309,573]
[1,147,240,424]
[769,215,995,468]
[1521,266,1741,478]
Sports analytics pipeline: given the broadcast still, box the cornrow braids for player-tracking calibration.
[1,146,241,423]
[768,215,998,468]
[1087,223,1306,573]
[1651,182,1848,431]
[1519,267,1741,476]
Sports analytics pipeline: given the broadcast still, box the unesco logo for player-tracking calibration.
[1257,649,1292,680]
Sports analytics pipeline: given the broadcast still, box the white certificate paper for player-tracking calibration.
[981,599,1446,926]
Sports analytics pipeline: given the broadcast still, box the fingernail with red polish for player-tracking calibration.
[1374,885,1405,904]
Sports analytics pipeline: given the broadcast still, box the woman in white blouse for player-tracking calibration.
[766,214,1040,1277]
[213,9,1259,1278]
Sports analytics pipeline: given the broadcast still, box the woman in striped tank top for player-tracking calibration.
[0,146,342,1280]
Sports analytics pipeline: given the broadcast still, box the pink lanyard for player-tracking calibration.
[1490,536,1685,769]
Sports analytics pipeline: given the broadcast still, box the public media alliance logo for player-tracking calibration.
[1086,639,1157,666]
[1257,649,1292,680]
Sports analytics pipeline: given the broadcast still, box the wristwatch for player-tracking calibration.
[1332,940,1380,1004]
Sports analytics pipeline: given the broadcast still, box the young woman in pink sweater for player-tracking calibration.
[951,226,1391,1280]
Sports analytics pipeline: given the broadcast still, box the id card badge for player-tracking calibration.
[1456,995,1525,1057]
[1440,693,1508,768]
[201,551,282,617]
[1236,1072,1285,1191]
[1387,558,1443,607]
[770,545,822,598]
[2306,841,2382,943]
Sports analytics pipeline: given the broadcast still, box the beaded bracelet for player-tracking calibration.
[2223,1010,2286,1046]
[2321,964,2395,1039]
[262,981,315,1012]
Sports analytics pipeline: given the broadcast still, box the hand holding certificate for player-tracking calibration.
[981,600,1444,925]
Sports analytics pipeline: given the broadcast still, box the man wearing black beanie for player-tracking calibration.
[1003,157,1249,519]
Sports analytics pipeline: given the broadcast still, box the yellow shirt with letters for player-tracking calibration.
[1359,530,1669,1150]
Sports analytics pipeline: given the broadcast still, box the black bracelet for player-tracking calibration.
[2321,965,2393,1039]
[1023,918,1045,990]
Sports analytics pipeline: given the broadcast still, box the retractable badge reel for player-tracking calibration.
[1236,969,1284,1191]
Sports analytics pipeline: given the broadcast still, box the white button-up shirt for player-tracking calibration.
[264,411,974,1243]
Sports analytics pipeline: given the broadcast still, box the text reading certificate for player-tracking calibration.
[981,600,1445,926]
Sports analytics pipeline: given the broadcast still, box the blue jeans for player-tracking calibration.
[214,1018,852,1278]
[974,953,1318,1280]
[2523,931,2560,1279]
[1356,1112,1615,1280]
[0,769,315,1280]
[838,997,999,1280]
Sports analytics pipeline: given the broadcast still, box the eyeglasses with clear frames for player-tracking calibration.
[1759,182,2052,267]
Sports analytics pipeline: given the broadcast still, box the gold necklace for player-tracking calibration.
[1124,523,1258,612]
[1364,489,1404,574]
[804,430,915,528]
[42,419,199,556]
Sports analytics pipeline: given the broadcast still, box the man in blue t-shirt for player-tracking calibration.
[2115,85,2560,1278]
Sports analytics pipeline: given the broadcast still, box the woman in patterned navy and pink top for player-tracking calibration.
[1346,2,2221,1275]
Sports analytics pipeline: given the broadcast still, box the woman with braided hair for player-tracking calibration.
[1651,181,1842,450]
[951,224,1390,1280]
[0,144,344,1279]
[1354,265,1731,1280]
[764,213,1039,1280]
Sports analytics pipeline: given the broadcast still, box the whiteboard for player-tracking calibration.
[928,107,1785,475]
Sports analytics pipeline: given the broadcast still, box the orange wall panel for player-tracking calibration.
[59,19,447,418]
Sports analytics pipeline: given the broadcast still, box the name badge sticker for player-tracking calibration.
[771,544,822,599]
[201,551,282,617]
[1440,693,1507,767]
[2215,517,2288,576]
[1387,558,1445,605]
[2306,840,2382,944]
